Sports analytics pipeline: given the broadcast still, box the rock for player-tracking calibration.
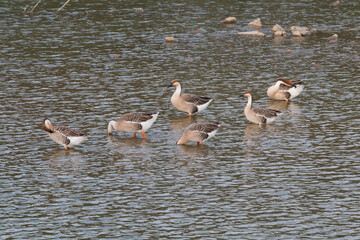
[222,17,236,24]
[247,18,262,29]
[332,1,340,7]
[291,26,310,37]
[310,28,317,34]
[237,31,265,37]
[327,34,338,40]
[165,36,175,43]
[272,24,286,37]
[193,29,202,34]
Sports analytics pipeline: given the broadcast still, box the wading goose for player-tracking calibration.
[244,91,281,125]
[42,118,88,150]
[168,80,213,117]
[176,122,221,145]
[107,112,159,138]
[267,78,304,102]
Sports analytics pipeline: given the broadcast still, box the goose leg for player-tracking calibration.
[65,146,69,150]
[189,113,192,118]
[142,131,146,139]
[133,133,136,137]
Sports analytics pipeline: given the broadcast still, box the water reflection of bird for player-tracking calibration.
[169,116,210,131]
[106,135,151,157]
[176,144,214,162]
[243,124,263,142]
[43,149,85,171]
[267,101,301,115]
[266,100,289,112]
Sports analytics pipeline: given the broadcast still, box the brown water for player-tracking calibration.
[1,0,360,239]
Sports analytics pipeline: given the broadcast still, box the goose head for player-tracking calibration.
[42,118,54,132]
[244,91,252,98]
[168,80,180,88]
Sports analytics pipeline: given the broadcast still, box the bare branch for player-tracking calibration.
[56,0,71,13]
[30,0,41,13]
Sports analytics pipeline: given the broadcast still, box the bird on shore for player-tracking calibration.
[244,91,281,125]
[42,118,88,150]
[168,80,213,118]
[267,78,304,102]
[107,112,159,138]
[176,122,221,145]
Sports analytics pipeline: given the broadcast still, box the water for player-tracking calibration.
[1,0,359,239]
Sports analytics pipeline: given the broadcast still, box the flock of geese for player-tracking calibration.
[42,78,304,149]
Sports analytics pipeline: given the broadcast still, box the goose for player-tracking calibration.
[267,78,304,102]
[244,91,281,125]
[42,118,88,150]
[107,112,159,138]
[168,80,213,117]
[176,122,221,145]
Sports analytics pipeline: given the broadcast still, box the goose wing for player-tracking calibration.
[278,78,302,90]
[54,126,87,137]
[252,108,281,119]
[122,112,155,123]
[182,93,212,106]
[187,122,220,141]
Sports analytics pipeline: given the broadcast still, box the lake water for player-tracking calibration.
[1,0,359,239]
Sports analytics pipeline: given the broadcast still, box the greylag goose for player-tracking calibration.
[176,122,221,145]
[168,80,213,117]
[267,78,304,102]
[244,91,281,125]
[42,118,88,150]
[107,112,159,138]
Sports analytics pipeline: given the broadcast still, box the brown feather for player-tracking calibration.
[182,93,212,106]
[121,112,156,123]
[253,108,281,119]
[54,126,87,137]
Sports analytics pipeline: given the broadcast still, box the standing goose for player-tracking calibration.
[107,112,159,138]
[244,91,281,125]
[42,118,88,150]
[168,80,213,117]
[176,122,221,145]
[267,78,304,102]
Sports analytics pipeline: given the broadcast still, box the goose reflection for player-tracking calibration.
[43,149,85,171]
[107,135,151,157]
[267,101,301,114]
[170,116,208,131]
[175,144,215,162]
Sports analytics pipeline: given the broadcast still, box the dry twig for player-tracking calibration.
[56,0,71,13]
[30,0,41,13]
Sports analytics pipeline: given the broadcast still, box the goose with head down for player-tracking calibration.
[244,91,281,125]
[267,78,304,102]
[42,118,88,150]
[107,111,159,138]
[168,80,213,118]
[176,122,221,145]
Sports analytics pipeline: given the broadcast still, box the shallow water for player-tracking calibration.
[1,0,359,239]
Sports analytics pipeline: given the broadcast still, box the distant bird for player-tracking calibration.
[107,112,159,138]
[244,91,281,125]
[42,118,88,150]
[168,80,213,118]
[267,78,304,102]
[176,122,221,145]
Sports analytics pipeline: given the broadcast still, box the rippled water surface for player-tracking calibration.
[1,0,359,239]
